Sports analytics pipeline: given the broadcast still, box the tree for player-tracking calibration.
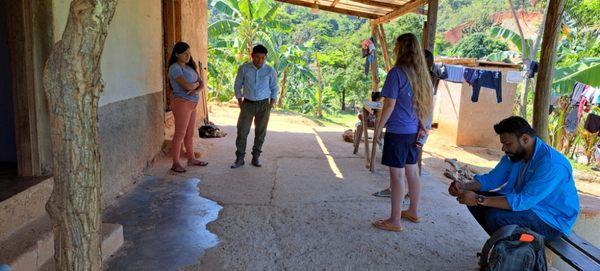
[42,0,118,270]
[450,33,509,59]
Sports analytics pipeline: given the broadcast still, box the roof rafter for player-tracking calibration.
[274,0,430,22]
[276,0,380,19]
[372,0,429,25]
[350,0,404,9]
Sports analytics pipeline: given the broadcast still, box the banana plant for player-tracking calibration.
[209,0,289,60]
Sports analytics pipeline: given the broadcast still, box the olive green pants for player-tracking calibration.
[235,99,271,159]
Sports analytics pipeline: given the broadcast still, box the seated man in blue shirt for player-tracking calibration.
[449,116,579,239]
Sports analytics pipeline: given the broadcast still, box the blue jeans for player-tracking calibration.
[467,192,562,239]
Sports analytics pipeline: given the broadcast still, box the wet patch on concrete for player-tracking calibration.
[104,176,221,271]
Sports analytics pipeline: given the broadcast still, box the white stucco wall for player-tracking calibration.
[52,0,163,107]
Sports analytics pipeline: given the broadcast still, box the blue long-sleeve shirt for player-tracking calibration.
[475,137,579,235]
[234,62,278,101]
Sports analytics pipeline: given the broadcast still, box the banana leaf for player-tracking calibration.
[552,58,600,94]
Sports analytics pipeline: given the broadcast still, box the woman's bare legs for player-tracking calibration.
[404,164,421,218]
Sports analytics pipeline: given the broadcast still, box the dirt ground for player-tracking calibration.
[179,105,496,270]
[108,104,598,270]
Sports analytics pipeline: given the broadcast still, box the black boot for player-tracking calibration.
[251,156,262,167]
[231,158,245,169]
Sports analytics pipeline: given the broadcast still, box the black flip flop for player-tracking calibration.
[188,161,209,167]
[170,166,187,173]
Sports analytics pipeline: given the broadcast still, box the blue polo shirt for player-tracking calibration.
[381,67,418,134]
[234,62,278,101]
[475,137,580,235]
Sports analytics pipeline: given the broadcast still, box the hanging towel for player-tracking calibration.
[506,71,524,83]
[444,65,465,83]
[465,68,503,103]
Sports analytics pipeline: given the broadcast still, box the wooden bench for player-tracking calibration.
[545,232,600,270]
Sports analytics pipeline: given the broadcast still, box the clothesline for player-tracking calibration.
[437,64,509,104]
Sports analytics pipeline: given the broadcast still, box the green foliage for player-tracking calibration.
[553,58,600,94]
[461,16,493,36]
[450,33,509,59]
[205,0,598,120]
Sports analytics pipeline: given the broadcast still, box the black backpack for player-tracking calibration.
[479,225,547,271]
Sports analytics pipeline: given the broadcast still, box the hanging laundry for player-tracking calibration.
[525,60,539,78]
[364,54,375,76]
[362,38,374,57]
[565,107,579,133]
[570,82,588,105]
[577,86,598,118]
[362,37,376,76]
[464,68,503,103]
[577,96,593,119]
[444,65,465,83]
[582,85,598,102]
[506,70,524,83]
[584,114,600,134]
[592,87,600,104]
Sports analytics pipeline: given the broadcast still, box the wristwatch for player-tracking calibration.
[476,195,485,205]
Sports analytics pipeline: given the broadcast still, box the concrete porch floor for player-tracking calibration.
[103,105,494,270]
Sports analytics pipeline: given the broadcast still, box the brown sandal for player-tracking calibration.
[401,211,421,223]
[372,219,403,232]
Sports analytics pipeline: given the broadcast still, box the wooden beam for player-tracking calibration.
[533,0,565,141]
[350,0,403,9]
[372,0,429,25]
[331,0,341,7]
[425,0,438,51]
[275,0,379,19]
[325,1,389,15]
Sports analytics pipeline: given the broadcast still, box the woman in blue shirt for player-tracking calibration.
[168,42,208,172]
[372,33,433,232]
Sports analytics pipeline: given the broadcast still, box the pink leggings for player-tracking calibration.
[172,98,197,164]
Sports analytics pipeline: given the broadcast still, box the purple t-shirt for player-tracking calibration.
[381,67,418,134]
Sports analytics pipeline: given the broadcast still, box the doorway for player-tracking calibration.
[162,0,182,113]
[0,0,18,177]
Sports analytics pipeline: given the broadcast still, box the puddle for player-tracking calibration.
[104,176,222,271]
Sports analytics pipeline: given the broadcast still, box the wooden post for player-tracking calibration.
[533,0,565,141]
[422,21,428,49]
[362,108,371,168]
[377,24,392,71]
[425,0,438,51]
